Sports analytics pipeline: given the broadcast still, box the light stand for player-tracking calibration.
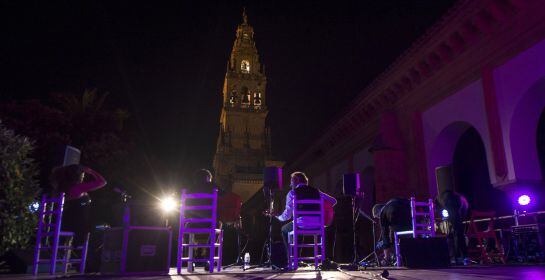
[358,209,380,268]
[339,195,360,271]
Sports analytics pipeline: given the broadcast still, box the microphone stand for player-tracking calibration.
[358,208,380,268]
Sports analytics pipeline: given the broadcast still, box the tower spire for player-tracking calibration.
[242,7,248,24]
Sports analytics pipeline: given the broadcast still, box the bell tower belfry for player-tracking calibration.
[213,9,277,202]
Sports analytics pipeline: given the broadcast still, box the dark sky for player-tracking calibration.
[1,1,455,184]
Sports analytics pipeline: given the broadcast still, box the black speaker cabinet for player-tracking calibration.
[399,237,450,268]
[343,173,360,197]
[100,226,172,275]
[264,166,283,190]
[435,165,454,194]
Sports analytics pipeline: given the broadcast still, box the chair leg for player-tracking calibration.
[288,233,293,270]
[32,235,41,275]
[177,232,183,274]
[321,234,325,264]
[50,236,59,275]
[394,233,401,267]
[188,234,194,273]
[293,235,298,270]
[209,232,216,273]
[314,235,318,269]
[79,233,90,274]
[62,237,73,274]
[217,230,223,272]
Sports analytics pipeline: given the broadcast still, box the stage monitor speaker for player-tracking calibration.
[435,165,454,194]
[264,166,282,190]
[343,173,360,197]
[399,237,450,268]
[101,227,172,275]
[511,224,545,262]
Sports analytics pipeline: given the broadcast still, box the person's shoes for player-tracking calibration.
[463,258,472,266]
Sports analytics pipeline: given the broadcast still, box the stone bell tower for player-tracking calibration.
[213,9,279,202]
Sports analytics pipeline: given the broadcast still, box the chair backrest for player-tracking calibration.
[179,188,219,229]
[36,193,66,245]
[409,197,436,238]
[468,210,496,234]
[293,196,324,231]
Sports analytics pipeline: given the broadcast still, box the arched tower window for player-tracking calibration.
[229,90,237,106]
[253,92,262,109]
[241,60,250,73]
[241,86,250,107]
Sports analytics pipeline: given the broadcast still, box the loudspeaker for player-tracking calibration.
[399,237,450,268]
[342,173,360,197]
[101,227,172,275]
[435,165,454,194]
[511,224,545,262]
[264,167,282,190]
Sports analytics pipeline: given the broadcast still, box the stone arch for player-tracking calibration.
[509,77,545,183]
[428,121,487,196]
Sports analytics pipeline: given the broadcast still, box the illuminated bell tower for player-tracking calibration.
[213,9,273,202]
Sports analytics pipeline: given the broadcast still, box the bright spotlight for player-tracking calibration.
[518,194,531,206]
[160,196,177,213]
[441,209,449,219]
[29,201,40,213]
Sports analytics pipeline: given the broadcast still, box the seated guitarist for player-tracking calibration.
[273,171,337,264]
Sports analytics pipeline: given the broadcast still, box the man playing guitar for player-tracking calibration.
[266,171,336,266]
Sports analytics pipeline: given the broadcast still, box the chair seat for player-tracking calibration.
[181,228,222,233]
[289,243,323,247]
[181,243,221,247]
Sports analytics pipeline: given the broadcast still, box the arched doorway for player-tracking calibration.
[452,127,511,215]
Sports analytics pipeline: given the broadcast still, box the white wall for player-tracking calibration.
[493,38,545,183]
[422,80,495,196]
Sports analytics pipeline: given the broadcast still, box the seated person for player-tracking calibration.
[49,164,107,244]
[372,198,412,265]
[272,172,337,265]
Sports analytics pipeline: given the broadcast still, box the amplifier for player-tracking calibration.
[511,224,544,262]
[100,226,172,275]
[399,237,450,268]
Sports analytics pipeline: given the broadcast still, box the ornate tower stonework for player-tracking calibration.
[213,10,277,202]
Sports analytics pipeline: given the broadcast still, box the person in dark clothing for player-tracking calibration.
[436,190,469,265]
[49,164,107,244]
[372,198,412,263]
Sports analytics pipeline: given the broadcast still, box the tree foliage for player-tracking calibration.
[0,122,40,255]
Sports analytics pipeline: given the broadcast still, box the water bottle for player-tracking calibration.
[243,252,250,270]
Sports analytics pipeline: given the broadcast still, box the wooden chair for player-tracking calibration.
[394,197,436,267]
[32,193,89,275]
[466,211,506,264]
[176,188,223,273]
[288,196,325,270]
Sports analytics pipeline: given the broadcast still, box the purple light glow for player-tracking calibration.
[518,194,531,206]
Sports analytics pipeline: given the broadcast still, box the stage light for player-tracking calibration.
[517,194,531,206]
[160,195,177,213]
[29,201,40,213]
[441,209,449,219]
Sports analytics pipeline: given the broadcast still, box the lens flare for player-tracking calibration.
[518,195,531,206]
[160,196,177,213]
[441,209,449,218]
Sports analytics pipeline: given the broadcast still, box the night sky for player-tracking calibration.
[1,1,455,186]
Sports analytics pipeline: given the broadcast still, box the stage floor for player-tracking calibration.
[4,265,545,279]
